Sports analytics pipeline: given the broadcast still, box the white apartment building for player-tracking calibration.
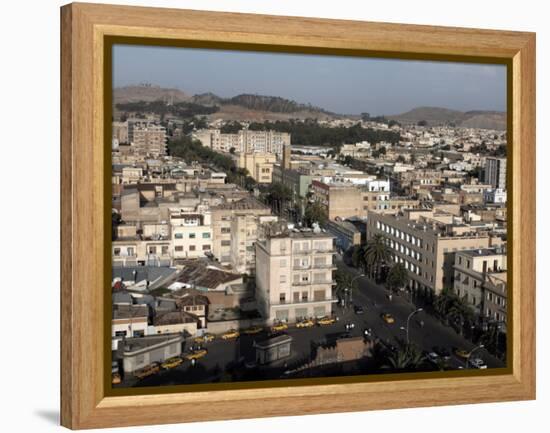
[193,129,290,157]
[170,208,213,259]
[255,231,337,324]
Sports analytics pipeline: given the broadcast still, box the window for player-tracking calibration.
[202,232,211,239]
[202,245,211,250]
[161,246,169,255]
[302,291,308,301]
[189,245,196,251]
[114,248,121,256]
[127,247,135,256]
[221,240,230,246]
[189,233,196,239]
[148,246,157,254]
[174,233,183,239]
[175,246,183,252]
[280,274,287,284]
[221,227,231,234]
[279,293,286,303]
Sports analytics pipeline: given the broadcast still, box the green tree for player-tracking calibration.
[303,201,327,227]
[386,263,408,293]
[384,344,425,371]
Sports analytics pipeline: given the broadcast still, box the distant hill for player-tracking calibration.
[388,106,506,130]
[115,86,335,121]
[114,85,191,104]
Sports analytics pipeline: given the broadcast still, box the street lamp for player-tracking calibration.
[348,273,365,305]
[465,344,485,369]
[404,308,423,345]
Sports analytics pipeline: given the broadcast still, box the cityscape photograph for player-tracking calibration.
[110,45,508,388]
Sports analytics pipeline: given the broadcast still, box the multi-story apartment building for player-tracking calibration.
[230,213,278,274]
[132,124,167,157]
[170,207,212,259]
[255,231,337,324]
[311,179,397,220]
[211,197,273,266]
[367,210,490,297]
[193,129,291,157]
[453,247,507,323]
[484,157,507,189]
[234,152,276,183]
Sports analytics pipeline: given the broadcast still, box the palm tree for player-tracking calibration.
[386,262,408,293]
[384,344,425,371]
[335,270,353,304]
[363,234,391,281]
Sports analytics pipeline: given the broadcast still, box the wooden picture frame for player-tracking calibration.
[61,2,536,429]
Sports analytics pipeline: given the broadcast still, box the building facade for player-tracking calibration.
[255,231,337,324]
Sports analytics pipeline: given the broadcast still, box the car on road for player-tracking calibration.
[161,356,184,370]
[221,329,240,340]
[354,305,365,315]
[111,372,121,385]
[134,363,160,379]
[185,349,208,361]
[454,348,470,359]
[426,351,440,364]
[243,326,264,335]
[194,333,215,344]
[317,316,337,326]
[271,322,289,332]
[296,319,315,328]
[433,346,452,361]
[381,313,395,324]
[468,357,488,369]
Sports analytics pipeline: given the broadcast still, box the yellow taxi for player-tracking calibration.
[185,349,208,361]
[296,319,315,328]
[134,363,160,379]
[271,322,288,332]
[194,333,215,344]
[317,316,336,326]
[243,326,263,335]
[111,372,121,385]
[221,329,240,340]
[381,313,395,324]
[454,348,470,359]
[161,356,183,370]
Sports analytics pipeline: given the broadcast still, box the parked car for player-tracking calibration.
[134,363,160,379]
[454,348,470,359]
[194,333,215,344]
[271,322,289,332]
[381,313,395,324]
[433,346,451,361]
[221,329,240,340]
[468,357,488,369]
[296,319,315,328]
[243,326,263,335]
[185,349,208,361]
[354,305,365,315]
[161,356,183,370]
[317,316,337,326]
[426,351,440,364]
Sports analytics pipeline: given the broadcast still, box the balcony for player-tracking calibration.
[272,297,338,307]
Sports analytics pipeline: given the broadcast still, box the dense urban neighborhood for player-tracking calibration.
[110,85,508,388]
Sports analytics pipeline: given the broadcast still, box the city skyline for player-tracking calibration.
[113,44,507,116]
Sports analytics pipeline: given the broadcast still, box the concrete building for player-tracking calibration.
[255,230,337,324]
[193,129,290,157]
[453,247,507,321]
[325,219,362,253]
[121,334,184,374]
[170,207,212,259]
[211,197,273,266]
[367,210,491,296]
[112,304,149,338]
[132,124,167,157]
[235,152,276,183]
[484,157,507,189]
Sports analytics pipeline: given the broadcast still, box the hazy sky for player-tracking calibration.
[113,44,506,116]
